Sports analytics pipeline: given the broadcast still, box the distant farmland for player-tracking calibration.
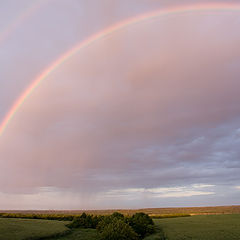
[1,205,240,216]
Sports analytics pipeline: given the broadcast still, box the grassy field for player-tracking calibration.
[0,218,70,240]
[1,213,240,240]
[154,214,240,240]
[49,229,98,240]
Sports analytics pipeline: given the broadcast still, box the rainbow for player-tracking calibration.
[1,2,240,137]
[0,0,49,45]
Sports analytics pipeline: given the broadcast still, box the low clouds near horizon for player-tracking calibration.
[0,0,240,209]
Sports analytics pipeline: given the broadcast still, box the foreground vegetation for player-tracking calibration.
[67,212,154,239]
[50,228,98,240]
[0,218,69,240]
[0,212,154,240]
[1,212,240,240]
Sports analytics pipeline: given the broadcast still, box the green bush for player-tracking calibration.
[129,212,154,239]
[67,211,155,239]
[67,212,98,229]
[96,216,112,232]
[111,212,124,219]
[99,218,139,240]
[96,212,125,232]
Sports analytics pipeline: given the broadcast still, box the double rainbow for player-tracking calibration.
[1,2,240,137]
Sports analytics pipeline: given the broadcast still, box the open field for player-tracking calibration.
[0,218,70,240]
[1,212,240,240]
[49,229,98,240]
[50,215,240,240]
[154,214,240,240]
[1,205,240,216]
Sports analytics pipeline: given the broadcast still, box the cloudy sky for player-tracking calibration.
[0,0,240,210]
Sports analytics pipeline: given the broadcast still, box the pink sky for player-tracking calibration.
[0,0,240,209]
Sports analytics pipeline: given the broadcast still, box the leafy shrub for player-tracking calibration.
[96,215,113,232]
[97,212,125,232]
[129,212,154,239]
[67,212,98,229]
[99,218,139,240]
[111,212,124,219]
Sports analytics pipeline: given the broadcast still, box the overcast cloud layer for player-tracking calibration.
[0,0,240,209]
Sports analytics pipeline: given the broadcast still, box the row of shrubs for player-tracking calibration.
[0,212,190,220]
[0,213,75,221]
[149,213,191,219]
[67,212,155,240]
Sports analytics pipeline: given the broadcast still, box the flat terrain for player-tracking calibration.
[2,205,240,216]
[154,214,240,240]
[49,229,98,240]
[1,213,240,240]
[0,218,69,240]
[49,215,240,240]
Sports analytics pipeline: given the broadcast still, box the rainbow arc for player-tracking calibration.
[1,3,240,137]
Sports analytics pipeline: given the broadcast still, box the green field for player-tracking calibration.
[49,228,98,240]
[153,214,240,240]
[0,218,69,240]
[1,214,240,240]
